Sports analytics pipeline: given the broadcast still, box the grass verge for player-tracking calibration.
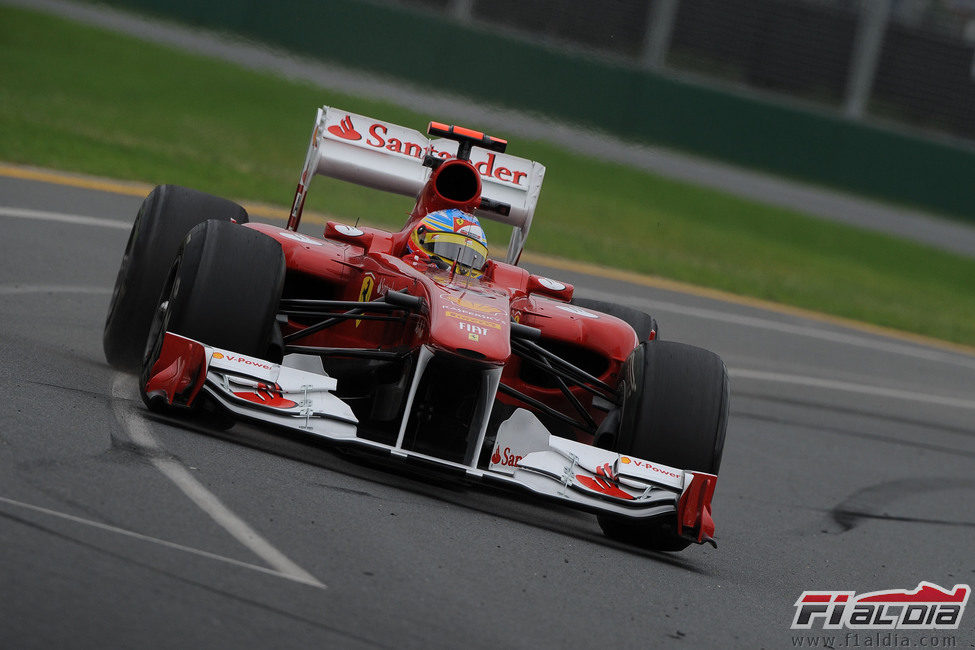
[2,5,974,346]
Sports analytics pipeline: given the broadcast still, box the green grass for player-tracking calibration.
[3,6,975,346]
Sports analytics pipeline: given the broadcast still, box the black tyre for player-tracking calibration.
[598,340,729,551]
[103,185,249,371]
[141,220,285,410]
[571,297,658,341]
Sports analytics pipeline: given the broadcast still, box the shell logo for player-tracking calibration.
[212,352,224,359]
[619,456,631,464]
[442,294,502,314]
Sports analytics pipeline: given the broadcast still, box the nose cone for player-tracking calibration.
[428,290,510,363]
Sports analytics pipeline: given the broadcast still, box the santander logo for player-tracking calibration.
[327,115,362,141]
[325,114,529,186]
[232,382,297,409]
[576,475,633,500]
[491,445,522,468]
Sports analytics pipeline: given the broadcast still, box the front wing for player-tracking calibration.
[144,332,717,546]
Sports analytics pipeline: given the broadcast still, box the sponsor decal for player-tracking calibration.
[212,353,274,371]
[458,321,489,337]
[468,333,479,342]
[537,277,566,291]
[575,474,633,500]
[327,115,362,141]
[791,582,969,630]
[557,304,599,319]
[441,294,503,314]
[279,231,324,246]
[618,456,681,480]
[489,409,550,476]
[356,275,375,327]
[445,311,502,330]
[366,123,426,159]
[469,152,528,186]
[456,223,486,244]
[596,462,615,481]
[232,381,297,409]
[334,224,363,237]
[490,445,522,469]
[330,117,529,186]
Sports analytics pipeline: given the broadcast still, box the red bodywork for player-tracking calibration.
[247,153,639,443]
[135,113,722,550]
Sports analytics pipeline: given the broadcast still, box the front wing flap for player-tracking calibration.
[143,333,357,439]
[144,332,717,545]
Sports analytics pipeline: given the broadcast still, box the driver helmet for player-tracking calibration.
[406,209,488,274]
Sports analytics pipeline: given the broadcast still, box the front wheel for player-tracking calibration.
[104,185,249,371]
[597,341,729,551]
[141,220,285,411]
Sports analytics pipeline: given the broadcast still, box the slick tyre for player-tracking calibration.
[597,341,729,551]
[571,297,658,342]
[103,185,249,371]
[141,220,284,414]
[144,219,284,361]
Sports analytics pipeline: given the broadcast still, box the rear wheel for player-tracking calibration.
[104,185,248,370]
[598,341,729,551]
[571,297,657,341]
[141,220,285,411]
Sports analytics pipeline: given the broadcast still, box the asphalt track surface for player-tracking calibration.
[1,175,974,649]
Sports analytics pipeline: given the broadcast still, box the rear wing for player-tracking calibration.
[288,107,546,264]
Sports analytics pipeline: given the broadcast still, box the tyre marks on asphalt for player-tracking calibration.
[828,478,975,532]
[109,373,325,588]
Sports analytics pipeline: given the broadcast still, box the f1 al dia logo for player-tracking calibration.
[791,582,969,630]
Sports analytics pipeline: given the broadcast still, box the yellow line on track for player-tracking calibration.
[0,162,326,225]
[3,161,974,358]
[0,163,154,197]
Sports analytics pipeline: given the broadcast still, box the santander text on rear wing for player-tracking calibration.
[288,107,546,264]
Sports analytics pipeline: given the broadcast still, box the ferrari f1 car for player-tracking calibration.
[104,107,729,551]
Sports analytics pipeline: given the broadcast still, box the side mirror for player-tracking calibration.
[324,221,374,249]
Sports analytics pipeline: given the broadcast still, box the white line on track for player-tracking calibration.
[587,290,975,369]
[729,368,975,411]
[0,284,112,295]
[7,202,972,408]
[0,495,324,588]
[110,374,325,588]
[5,202,972,369]
[6,199,969,369]
[0,206,129,230]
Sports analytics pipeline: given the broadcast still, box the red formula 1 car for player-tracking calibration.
[104,107,729,551]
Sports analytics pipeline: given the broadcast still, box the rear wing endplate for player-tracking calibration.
[288,107,545,264]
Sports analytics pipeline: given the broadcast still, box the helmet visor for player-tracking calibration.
[419,232,488,270]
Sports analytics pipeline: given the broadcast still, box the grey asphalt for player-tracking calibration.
[1,176,973,649]
[8,0,975,259]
